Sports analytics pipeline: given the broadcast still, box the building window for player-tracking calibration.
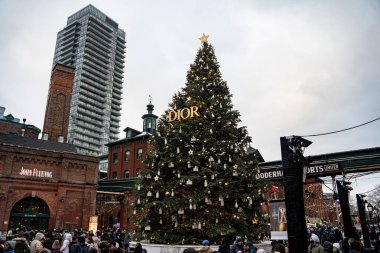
[124,170,129,178]
[124,150,130,162]
[111,172,117,179]
[113,153,118,164]
[137,148,143,159]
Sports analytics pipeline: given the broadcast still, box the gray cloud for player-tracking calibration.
[0,1,379,170]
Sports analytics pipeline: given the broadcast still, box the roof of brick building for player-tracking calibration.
[0,133,78,153]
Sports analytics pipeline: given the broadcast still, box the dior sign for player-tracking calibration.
[19,167,53,178]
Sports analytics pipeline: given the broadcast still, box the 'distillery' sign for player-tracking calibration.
[19,167,53,178]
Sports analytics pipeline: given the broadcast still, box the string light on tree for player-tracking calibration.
[132,34,264,244]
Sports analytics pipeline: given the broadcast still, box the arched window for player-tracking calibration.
[10,197,50,230]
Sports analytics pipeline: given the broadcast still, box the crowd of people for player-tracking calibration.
[0,227,134,253]
[1,225,379,253]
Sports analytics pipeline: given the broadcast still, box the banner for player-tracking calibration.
[89,216,98,232]
[269,199,288,240]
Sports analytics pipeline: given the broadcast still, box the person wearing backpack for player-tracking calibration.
[73,237,88,253]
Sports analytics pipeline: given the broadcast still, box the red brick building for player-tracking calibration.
[263,179,327,224]
[97,101,157,229]
[0,133,98,232]
[0,107,40,139]
[42,64,74,143]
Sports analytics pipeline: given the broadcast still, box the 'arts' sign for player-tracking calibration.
[19,167,53,178]
[256,162,342,181]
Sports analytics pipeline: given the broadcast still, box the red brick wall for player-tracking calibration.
[0,121,40,139]
[0,143,98,231]
[103,136,151,229]
[108,137,150,179]
[42,64,74,142]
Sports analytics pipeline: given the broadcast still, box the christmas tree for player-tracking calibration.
[133,34,265,244]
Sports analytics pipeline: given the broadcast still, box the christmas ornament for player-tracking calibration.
[147,191,152,197]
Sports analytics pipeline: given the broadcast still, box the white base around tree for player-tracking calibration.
[129,241,272,253]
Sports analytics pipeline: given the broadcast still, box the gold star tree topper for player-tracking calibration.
[199,33,209,44]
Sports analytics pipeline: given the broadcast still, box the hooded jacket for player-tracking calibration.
[308,234,324,253]
[12,237,30,253]
[30,233,45,253]
[60,234,73,253]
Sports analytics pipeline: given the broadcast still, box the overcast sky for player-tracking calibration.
[0,1,379,194]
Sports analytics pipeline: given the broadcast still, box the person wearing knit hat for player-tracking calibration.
[199,240,213,253]
[4,241,15,253]
[30,233,45,253]
[308,234,323,253]
[243,241,257,253]
[332,243,341,253]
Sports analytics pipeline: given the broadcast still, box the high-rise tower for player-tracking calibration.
[51,4,125,156]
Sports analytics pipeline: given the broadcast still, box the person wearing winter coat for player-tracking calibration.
[30,233,45,253]
[308,234,324,253]
[374,234,380,253]
[322,241,333,253]
[3,242,15,253]
[217,238,231,253]
[51,240,61,253]
[243,242,257,253]
[230,237,244,253]
[199,240,213,253]
[13,235,30,253]
[60,234,73,253]
[332,243,342,253]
